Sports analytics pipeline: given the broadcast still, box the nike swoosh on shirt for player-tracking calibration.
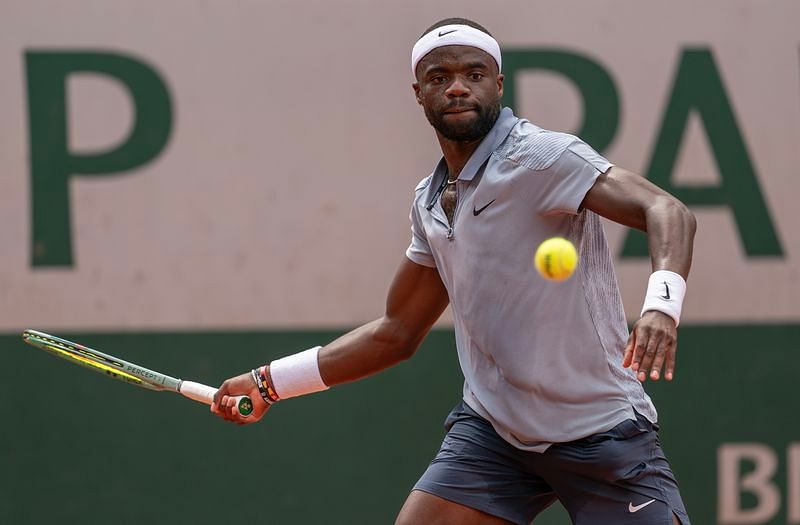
[628,499,656,513]
[472,199,496,216]
[438,29,457,37]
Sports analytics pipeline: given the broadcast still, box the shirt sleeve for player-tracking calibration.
[405,202,437,268]
[539,139,613,215]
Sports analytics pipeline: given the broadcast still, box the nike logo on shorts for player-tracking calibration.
[628,499,656,513]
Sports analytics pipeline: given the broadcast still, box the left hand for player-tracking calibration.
[211,371,271,424]
[623,311,678,382]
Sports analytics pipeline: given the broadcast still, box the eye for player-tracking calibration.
[430,75,447,85]
[469,72,484,81]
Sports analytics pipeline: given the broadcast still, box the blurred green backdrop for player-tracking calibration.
[2,326,797,524]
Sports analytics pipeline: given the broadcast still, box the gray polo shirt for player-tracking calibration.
[406,107,657,452]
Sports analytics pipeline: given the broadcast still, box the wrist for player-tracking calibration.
[640,270,686,326]
[269,346,329,399]
[251,368,277,405]
[260,365,280,403]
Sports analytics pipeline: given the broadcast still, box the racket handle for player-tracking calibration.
[179,380,253,417]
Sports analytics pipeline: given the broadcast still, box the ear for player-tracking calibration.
[412,82,422,105]
[496,73,504,98]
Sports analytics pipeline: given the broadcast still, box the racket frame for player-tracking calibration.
[21,329,253,416]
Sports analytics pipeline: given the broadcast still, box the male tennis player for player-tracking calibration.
[213,17,695,525]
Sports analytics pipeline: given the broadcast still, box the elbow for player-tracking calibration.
[374,318,422,362]
[394,344,419,362]
[676,199,697,238]
[655,195,696,238]
[392,331,423,362]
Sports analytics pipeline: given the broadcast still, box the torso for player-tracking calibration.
[406,110,658,451]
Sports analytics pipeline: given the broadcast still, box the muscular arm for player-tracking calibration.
[318,257,450,386]
[581,166,697,381]
[212,257,449,422]
[581,166,696,278]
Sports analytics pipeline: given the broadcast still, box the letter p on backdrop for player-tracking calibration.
[26,51,172,267]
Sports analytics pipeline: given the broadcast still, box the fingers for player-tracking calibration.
[622,331,635,369]
[649,333,676,381]
[225,395,240,422]
[627,323,648,375]
[664,341,677,381]
[210,387,244,423]
[212,394,245,424]
[210,371,271,424]
[625,312,678,382]
[212,380,230,408]
[638,331,662,382]
[211,394,231,419]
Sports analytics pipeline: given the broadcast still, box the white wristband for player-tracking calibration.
[269,346,329,399]
[640,270,686,326]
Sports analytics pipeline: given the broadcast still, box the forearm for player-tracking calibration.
[260,259,446,404]
[213,257,447,422]
[215,317,431,418]
[317,317,422,386]
[582,168,697,279]
[644,196,697,279]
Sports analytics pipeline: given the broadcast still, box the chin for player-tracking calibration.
[440,122,485,141]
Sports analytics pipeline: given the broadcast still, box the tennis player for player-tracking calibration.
[213,17,695,525]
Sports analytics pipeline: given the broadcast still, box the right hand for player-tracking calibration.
[211,371,271,424]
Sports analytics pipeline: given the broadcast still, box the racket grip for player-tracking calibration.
[180,380,253,417]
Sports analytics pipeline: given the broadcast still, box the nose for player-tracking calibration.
[445,76,470,98]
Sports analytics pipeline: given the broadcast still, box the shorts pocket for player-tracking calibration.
[618,461,650,483]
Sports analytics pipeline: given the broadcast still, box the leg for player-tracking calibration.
[537,413,691,525]
[395,490,514,525]
[404,402,557,525]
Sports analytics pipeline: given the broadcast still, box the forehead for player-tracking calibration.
[416,45,497,76]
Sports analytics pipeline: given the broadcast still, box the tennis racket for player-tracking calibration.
[22,329,253,417]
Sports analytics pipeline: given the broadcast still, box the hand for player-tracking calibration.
[622,311,678,382]
[211,371,271,424]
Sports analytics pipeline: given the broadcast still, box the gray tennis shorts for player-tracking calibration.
[414,402,690,525]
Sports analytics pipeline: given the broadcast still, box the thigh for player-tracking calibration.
[407,402,557,525]
[539,413,690,525]
[395,490,514,525]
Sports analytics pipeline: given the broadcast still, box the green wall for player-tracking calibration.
[1,326,798,524]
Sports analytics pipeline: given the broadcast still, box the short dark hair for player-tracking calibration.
[420,17,493,38]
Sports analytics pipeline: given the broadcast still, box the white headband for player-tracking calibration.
[411,24,502,77]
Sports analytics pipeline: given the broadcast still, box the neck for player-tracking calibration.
[436,133,484,179]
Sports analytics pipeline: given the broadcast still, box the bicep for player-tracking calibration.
[384,257,449,343]
[315,257,448,386]
[580,166,674,231]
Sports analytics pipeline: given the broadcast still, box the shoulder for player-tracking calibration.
[493,119,584,172]
[408,175,434,212]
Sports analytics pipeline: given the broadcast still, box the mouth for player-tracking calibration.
[443,107,477,115]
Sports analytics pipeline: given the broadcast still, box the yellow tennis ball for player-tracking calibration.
[534,237,578,281]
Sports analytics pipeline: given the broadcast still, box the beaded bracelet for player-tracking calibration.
[251,368,275,405]
[258,365,281,403]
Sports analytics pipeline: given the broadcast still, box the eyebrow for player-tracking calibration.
[424,61,492,76]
